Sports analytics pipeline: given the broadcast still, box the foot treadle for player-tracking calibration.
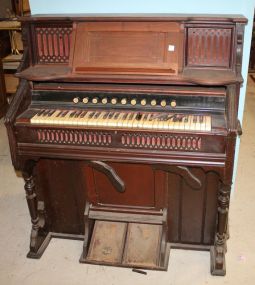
[80,205,169,270]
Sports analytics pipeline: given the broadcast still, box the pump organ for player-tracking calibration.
[5,14,246,275]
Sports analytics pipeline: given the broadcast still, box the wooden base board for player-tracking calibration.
[26,232,84,259]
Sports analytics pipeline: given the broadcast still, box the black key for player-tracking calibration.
[94,112,100,119]
[122,113,128,120]
[193,116,197,123]
[199,116,204,123]
[61,110,68,117]
[103,112,109,119]
[74,110,82,118]
[56,110,64,117]
[69,110,77,118]
[173,115,178,122]
[137,113,142,120]
[87,112,94,119]
[48,109,55,116]
[42,109,50,117]
[37,109,46,116]
[79,111,87,118]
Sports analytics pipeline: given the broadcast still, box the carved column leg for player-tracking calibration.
[22,161,49,258]
[210,183,231,276]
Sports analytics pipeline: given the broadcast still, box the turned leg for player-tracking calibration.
[22,161,50,258]
[210,183,230,276]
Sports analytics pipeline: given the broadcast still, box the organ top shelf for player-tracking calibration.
[16,14,247,86]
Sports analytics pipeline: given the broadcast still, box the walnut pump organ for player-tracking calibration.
[5,14,246,276]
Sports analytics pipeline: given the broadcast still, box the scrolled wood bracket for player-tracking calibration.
[86,161,125,193]
[153,165,202,190]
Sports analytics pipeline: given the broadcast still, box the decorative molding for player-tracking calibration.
[34,25,72,64]
[87,161,125,193]
[153,165,202,190]
[36,129,113,146]
[187,27,233,68]
[121,133,202,151]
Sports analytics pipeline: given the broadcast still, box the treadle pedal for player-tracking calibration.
[86,221,127,264]
[123,223,162,268]
[83,219,168,270]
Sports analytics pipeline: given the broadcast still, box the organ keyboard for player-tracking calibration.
[30,109,212,132]
[5,14,246,276]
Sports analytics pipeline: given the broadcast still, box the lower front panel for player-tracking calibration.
[35,158,219,245]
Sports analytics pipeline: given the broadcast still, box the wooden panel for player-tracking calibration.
[181,168,205,243]
[34,24,72,64]
[72,22,182,75]
[36,159,86,234]
[167,172,181,242]
[167,169,219,245]
[92,162,156,208]
[203,172,219,244]
[0,60,7,118]
[186,26,233,68]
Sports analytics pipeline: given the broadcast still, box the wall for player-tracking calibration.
[29,0,255,187]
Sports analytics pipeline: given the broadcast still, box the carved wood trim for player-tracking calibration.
[4,79,29,169]
[153,165,202,190]
[86,161,125,193]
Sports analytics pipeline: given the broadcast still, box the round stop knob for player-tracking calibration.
[141,99,147,106]
[151,99,157,106]
[82,97,89,104]
[92,97,98,104]
[131,99,137,106]
[161,100,167,107]
[73,97,79,104]
[102,98,108,104]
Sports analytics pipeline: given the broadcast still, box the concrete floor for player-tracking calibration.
[0,78,254,285]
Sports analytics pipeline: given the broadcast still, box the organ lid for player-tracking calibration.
[18,14,248,23]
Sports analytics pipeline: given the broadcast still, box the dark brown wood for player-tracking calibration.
[0,59,8,118]
[4,14,247,276]
[71,22,182,76]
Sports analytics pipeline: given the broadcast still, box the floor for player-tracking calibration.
[0,78,254,285]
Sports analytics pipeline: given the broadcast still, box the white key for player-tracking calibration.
[87,112,100,126]
[126,113,136,128]
[142,114,153,129]
[108,112,120,127]
[31,110,45,124]
[48,110,62,125]
[76,111,88,126]
[205,116,212,132]
[122,113,132,128]
[116,113,126,127]
[95,112,107,126]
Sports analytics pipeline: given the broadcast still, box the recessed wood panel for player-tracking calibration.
[167,169,219,245]
[35,159,86,234]
[92,163,156,207]
[186,26,233,68]
[71,22,182,75]
[34,24,72,64]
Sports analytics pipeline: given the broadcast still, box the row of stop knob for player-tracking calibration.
[73,97,177,107]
